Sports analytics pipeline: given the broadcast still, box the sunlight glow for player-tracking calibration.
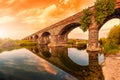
[0,29,6,38]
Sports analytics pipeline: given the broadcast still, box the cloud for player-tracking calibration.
[14,0,95,26]
[59,0,69,4]
[40,4,57,18]
[7,0,15,4]
[16,4,58,29]
[0,0,96,39]
[0,16,15,24]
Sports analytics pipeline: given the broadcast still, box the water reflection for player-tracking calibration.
[0,48,77,80]
[28,45,105,80]
[68,48,89,66]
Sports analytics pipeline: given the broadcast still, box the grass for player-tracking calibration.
[0,39,37,52]
[15,40,37,46]
[67,39,87,49]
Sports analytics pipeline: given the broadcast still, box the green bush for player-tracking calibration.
[76,42,87,50]
[103,40,119,54]
[108,24,120,44]
[80,8,91,32]
[101,24,120,54]
[99,38,107,46]
[95,0,115,25]
[80,0,115,32]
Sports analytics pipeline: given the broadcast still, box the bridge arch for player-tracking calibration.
[41,32,50,37]
[33,34,39,42]
[99,18,120,38]
[57,23,81,45]
[59,23,80,35]
[40,32,51,45]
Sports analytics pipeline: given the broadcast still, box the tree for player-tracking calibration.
[80,0,115,32]
[108,24,120,44]
[94,0,115,25]
[99,38,107,46]
[80,8,91,32]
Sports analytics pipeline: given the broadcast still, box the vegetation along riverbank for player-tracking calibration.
[99,24,120,54]
[0,38,37,52]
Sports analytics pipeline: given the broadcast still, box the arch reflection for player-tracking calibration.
[27,45,104,80]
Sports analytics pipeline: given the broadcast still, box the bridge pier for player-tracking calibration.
[48,35,58,46]
[48,35,67,47]
[39,36,50,45]
[58,35,68,45]
[87,27,101,51]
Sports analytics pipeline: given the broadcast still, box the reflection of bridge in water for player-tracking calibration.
[27,45,104,80]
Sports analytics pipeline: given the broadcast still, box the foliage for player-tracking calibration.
[80,8,91,32]
[67,39,87,48]
[103,40,119,54]
[99,38,107,46]
[0,39,37,52]
[0,38,20,52]
[76,42,87,50]
[94,0,115,25]
[102,24,120,54]
[80,0,115,32]
[108,24,120,44]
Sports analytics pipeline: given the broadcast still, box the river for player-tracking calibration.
[0,45,105,80]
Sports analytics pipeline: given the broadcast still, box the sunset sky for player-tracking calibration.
[0,0,119,39]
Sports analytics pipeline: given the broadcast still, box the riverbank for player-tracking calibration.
[0,39,37,52]
[102,51,120,80]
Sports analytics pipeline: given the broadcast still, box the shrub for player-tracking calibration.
[76,42,87,50]
[103,40,119,54]
[99,38,107,46]
[108,24,120,44]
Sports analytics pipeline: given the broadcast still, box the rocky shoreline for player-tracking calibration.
[102,52,120,80]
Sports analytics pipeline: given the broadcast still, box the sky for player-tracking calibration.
[0,0,119,39]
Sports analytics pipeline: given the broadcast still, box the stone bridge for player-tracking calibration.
[23,0,120,51]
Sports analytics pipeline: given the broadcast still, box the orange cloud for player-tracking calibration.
[0,16,15,24]
[15,0,96,25]
[0,0,96,39]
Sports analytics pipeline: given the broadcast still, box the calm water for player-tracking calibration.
[0,45,105,80]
